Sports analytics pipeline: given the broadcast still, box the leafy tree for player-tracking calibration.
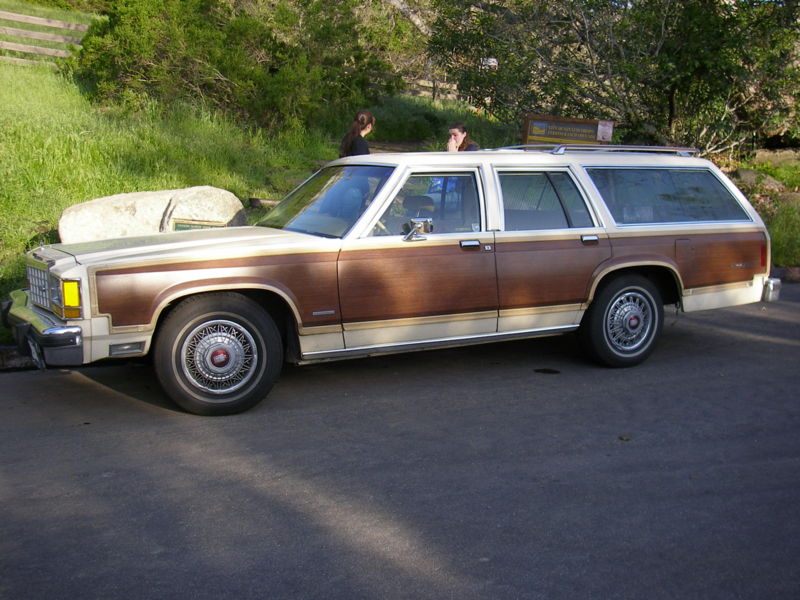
[429,0,800,153]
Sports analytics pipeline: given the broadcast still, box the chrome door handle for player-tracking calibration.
[460,240,481,249]
[581,235,599,244]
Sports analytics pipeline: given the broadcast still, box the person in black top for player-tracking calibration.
[339,110,375,157]
[446,122,479,151]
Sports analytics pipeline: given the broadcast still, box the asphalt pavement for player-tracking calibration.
[1,285,799,599]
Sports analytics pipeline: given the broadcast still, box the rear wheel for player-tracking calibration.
[580,275,663,367]
[154,293,283,415]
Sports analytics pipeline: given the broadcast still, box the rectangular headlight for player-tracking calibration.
[62,280,80,307]
[49,277,82,319]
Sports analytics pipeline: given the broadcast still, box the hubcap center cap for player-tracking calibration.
[210,348,230,367]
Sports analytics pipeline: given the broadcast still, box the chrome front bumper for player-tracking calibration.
[2,289,83,367]
[763,277,782,302]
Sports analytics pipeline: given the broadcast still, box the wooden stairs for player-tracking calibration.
[0,9,88,67]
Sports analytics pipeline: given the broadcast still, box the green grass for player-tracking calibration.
[767,202,800,266]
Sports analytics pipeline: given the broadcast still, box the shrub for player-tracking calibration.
[72,0,399,128]
[367,96,518,148]
[766,202,800,267]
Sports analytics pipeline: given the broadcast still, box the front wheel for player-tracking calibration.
[580,275,663,367]
[154,293,283,415]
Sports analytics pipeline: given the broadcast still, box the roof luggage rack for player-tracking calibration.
[494,144,699,157]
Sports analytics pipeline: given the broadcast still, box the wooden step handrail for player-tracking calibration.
[0,10,89,32]
[0,24,82,45]
[0,54,57,68]
[0,40,71,58]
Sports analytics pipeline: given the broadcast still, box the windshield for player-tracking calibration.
[259,165,394,238]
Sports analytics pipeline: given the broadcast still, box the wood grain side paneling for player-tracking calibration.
[610,231,766,289]
[338,237,498,323]
[495,235,612,309]
[95,253,339,329]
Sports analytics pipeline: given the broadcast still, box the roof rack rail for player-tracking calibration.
[493,144,700,157]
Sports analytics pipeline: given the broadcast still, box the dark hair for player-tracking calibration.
[339,110,376,157]
[449,122,476,151]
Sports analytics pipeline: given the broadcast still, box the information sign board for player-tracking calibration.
[523,115,614,144]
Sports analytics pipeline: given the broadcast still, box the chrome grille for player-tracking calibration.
[27,265,51,309]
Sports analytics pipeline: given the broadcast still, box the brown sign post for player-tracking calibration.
[522,115,614,145]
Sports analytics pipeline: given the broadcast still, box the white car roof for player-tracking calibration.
[330,145,714,170]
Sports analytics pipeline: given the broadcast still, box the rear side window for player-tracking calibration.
[586,168,750,224]
[499,171,593,230]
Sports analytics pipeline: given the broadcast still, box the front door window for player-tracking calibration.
[371,173,482,236]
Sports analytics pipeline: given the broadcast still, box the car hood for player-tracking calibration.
[42,226,339,272]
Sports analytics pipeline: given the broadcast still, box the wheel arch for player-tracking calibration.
[587,262,683,308]
[152,286,301,362]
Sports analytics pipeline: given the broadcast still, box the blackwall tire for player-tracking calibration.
[154,293,282,416]
[580,275,663,367]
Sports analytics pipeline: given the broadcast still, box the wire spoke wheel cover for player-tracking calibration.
[604,290,653,354]
[181,319,258,394]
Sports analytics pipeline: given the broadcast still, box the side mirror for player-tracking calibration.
[404,217,433,241]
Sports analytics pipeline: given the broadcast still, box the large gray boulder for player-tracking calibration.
[730,168,786,192]
[58,186,247,244]
[753,149,800,167]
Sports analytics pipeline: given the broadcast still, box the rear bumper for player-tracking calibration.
[2,289,83,367]
[763,277,782,302]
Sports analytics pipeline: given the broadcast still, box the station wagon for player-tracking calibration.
[2,145,781,415]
